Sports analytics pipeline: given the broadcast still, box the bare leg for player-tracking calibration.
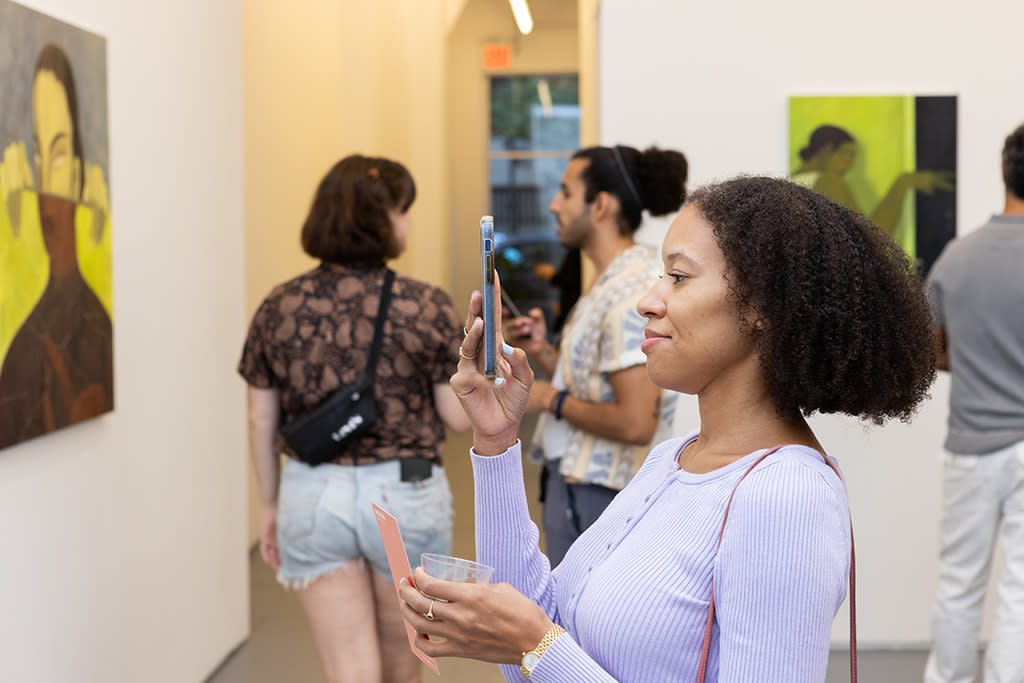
[372,570,422,683]
[296,559,381,683]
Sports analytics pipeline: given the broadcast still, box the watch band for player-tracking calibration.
[520,624,567,677]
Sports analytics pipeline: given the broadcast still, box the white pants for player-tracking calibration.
[924,440,1024,683]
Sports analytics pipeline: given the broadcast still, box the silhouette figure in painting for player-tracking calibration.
[792,124,953,239]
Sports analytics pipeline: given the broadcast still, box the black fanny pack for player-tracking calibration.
[280,269,395,466]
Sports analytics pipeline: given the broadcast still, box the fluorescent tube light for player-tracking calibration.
[537,79,553,117]
[508,0,533,35]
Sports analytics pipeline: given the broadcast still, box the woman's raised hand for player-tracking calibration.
[452,275,533,455]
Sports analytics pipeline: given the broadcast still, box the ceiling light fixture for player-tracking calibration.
[508,0,533,35]
[537,79,553,117]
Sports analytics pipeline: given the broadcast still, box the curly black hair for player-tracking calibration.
[688,176,936,425]
[1002,122,1024,199]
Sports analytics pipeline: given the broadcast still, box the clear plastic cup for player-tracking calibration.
[420,553,495,584]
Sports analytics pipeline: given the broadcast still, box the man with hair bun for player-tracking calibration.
[924,123,1024,683]
[507,144,688,565]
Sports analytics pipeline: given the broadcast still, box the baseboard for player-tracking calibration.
[831,642,930,651]
[202,634,250,683]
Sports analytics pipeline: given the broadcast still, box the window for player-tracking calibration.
[489,74,579,323]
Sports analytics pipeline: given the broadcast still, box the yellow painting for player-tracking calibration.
[0,1,113,449]
[789,95,957,277]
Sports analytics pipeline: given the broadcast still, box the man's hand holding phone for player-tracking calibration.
[505,308,549,358]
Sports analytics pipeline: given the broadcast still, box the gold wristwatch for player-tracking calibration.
[520,624,566,677]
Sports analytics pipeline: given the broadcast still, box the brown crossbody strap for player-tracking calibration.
[695,446,857,683]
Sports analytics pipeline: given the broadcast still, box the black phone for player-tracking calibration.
[500,289,524,319]
[400,457,433,483]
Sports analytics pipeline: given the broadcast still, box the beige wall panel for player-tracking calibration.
[242,0,448,543]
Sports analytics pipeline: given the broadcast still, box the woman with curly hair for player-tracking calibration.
[398,176,936,681]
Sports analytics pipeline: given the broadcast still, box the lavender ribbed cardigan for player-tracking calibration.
[472,434,850,682]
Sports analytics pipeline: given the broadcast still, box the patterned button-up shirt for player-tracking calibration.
[531,244,677,490]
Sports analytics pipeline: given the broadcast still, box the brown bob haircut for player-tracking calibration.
[301,155,416,266]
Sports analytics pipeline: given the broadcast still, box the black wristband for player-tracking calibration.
[552,390,569,420]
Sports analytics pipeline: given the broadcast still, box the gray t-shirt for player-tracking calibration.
[926,214,1024,454]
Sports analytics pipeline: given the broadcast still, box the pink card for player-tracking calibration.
[371,502,440,675]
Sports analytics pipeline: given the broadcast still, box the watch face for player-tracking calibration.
[523,652,541,672]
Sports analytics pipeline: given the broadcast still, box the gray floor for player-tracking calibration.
[207,431,935,682]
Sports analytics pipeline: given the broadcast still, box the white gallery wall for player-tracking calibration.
[599,0,1024,646]
[0,1,249,681]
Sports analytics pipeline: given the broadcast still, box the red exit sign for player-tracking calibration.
[483,44,512,69]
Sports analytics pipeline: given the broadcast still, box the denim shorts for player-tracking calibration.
[275,457,453,589]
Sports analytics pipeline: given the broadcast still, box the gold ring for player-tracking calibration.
[459,345,478,361]
[425,599,436,620]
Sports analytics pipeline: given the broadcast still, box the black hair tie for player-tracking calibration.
[612,145,642,209]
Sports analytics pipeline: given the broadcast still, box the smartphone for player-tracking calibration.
[400,456,433,483]
[500,289,524,319]
[480,215,497,378]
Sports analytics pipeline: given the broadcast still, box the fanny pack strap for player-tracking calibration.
[695,446,857,682]
[365,269,396,382]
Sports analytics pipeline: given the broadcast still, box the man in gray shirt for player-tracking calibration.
[923,123,1024,683]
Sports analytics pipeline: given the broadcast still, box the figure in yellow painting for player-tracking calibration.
[792,124,954,238]
[0,44,113,449]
